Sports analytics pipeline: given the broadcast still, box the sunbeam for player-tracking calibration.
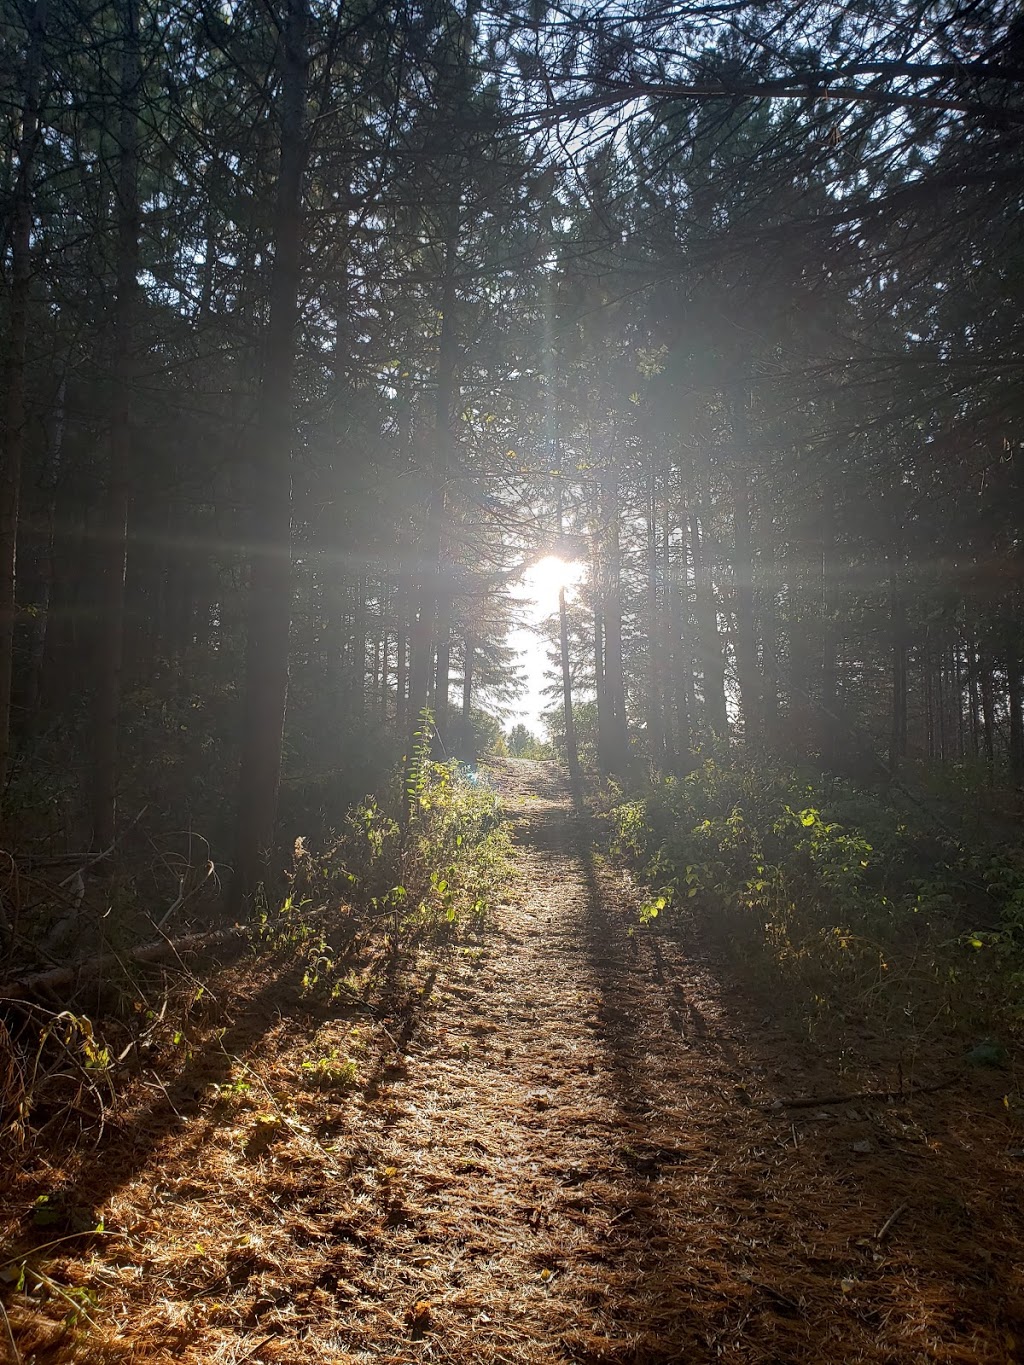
[506,555,587,733]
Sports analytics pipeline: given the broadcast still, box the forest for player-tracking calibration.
[2,0,1024,1361]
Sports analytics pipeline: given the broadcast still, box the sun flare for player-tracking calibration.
[522,554,585,613]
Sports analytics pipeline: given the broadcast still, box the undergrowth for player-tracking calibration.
[606,758,1024,1041]
[256,748,513,993]
[2,747,510,1161]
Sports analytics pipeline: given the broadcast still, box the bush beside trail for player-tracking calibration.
[607,757,1024,1041]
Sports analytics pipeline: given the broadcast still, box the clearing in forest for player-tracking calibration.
[3,759,1023,1364]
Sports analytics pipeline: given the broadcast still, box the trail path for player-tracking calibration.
[5,759,1024,1363]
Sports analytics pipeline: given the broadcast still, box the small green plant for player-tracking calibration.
[301,1051,359,1091]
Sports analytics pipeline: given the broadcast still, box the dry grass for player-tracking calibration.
[2,758,1024,1363]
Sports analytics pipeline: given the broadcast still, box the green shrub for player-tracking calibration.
[289,756,510,942]
[608,757,1024,1031]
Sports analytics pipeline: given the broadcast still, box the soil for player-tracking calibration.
[3,758,1024,1363]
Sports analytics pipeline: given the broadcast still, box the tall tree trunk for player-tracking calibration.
[944,636,950,764]
[461,632,475,761]
[555,486,580,785]
[230,0,309,910]
[967,638,980,759]
[924,633,935,761]
[348,576,366,718]
[819,488,838,766]
[659,482,676,770]
[1007,635,1024,787]
[408,222,458,735]
[433,589,453,746]
[691,499,728,744]
[888,555,907,770]
[644,461,666,768]
[728,383,761,746]
[395,569,408,730]
[559,584,580,790]
[26,369,65,722]
[669,468,695,770]
[600,460,629,772]
[786,530,815,752]
[980,645,996,778]
[593,604,609,768]
[759,524,780,748]
[92,0,139,847]
[0,0,47,812]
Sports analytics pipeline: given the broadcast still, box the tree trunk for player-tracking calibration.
[728,384,761,746]
[230,0,309,911]
[348,575,366,718]
[92,0,139,847]
[691,500,728,744]
[786,531,815,751]
[644,461,666,767]
[0,0,48,813]
[26,369,65,722]
[669,469,695,771]
[759,527,780,748]
[967,638,980,759]
[559,584,580,790]
[407,223,458,737]
[1007,637,1023,787]
[593,604,608,767]
[554,487,580,785]
[395,572,408,730]
[888,556,907,770]
[433,589,453,746]
[600,461,629,772]
[461,632,475,761]
[819,488,838,766]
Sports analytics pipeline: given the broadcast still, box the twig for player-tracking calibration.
[153,858,216,931]
[57,845,113,889]
[876,1202,907,1242]
[245,1064,347,1178]
[0,1298,21,1365]
[0,1230,119,1274]
[55,806,149,888]
[235,1331,281,1364]
[23,1266,99,1330]
[767,1075,957,1109]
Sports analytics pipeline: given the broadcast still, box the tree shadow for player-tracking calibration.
[3,930,377,1249]
[567,806,1024,1363]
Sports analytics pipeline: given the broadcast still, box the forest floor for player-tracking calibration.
[4,759,1024,1364]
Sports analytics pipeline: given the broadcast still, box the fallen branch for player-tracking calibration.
[767,1075,958,1110]
[876,1202,907,1242]
[1,925,247,999]
[154,858,216,931]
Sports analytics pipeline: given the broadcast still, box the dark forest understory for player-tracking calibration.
[3,0,1024,1358]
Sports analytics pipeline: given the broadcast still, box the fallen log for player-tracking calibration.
[1,925,247,999]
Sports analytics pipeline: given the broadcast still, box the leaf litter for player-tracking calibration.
[2,759,1024,1362]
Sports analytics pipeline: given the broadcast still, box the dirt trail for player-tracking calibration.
[5,759,1024,1363]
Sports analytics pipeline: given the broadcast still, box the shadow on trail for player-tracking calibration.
[513,779,1024,1364]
